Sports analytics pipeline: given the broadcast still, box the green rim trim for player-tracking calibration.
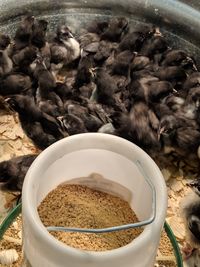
[164,221,183,267]
[0,207,183,267]
[0,202,22,239]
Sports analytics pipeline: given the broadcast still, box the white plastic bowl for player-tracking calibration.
[22,133,167,267]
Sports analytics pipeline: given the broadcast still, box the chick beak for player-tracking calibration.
[157,126,165,141]
[4,97,11,102]
[4,97,16,113]
[57,116,64,127]
[172,88,178,93]
[68,32,74,38]
[186,180,198,188]
[196,99,200,108]
[89,67,98,79]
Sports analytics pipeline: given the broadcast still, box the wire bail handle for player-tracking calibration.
[47,160,156,234]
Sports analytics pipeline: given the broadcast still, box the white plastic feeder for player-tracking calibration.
[22,133,167,267]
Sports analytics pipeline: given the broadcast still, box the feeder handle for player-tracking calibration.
[46,160,156,234]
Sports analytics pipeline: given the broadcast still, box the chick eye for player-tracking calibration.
[62,32,69,37]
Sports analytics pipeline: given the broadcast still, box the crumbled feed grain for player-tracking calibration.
[38,183,143,251]
[0,216,22,267]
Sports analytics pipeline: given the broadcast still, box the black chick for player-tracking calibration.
[79,32,100,55]
[31,19,48,49]
[140,35,168,58]
[129,101,161,150]
[159,115,200,155]
[0,154,38,192]
[95,69,118,106]
[6,95,65,149]
[87,20,109,35]
[161,49,187,66]
[74,56,94,88]
[148,81,174,102]
[161,49,197,72]
[12,46,37,73]
[0,50,13,76]
[14,15,35,50]
[163,94,185,112]
[0,34,11,50]
[94,40,117,64]
[66,102,103,132]
[128,74,159,103]
[183,72,200,91]
[110,111,132,140]
[118,24,155,52]
[0,73,32,96]
[118,31,145,52]
[130,56,150,71]
[55,82,72,102]
[186,86,200,109]
[111,50,134,76]
[61,114,87,135]
[34,59,64,116]
[181,179,200,256]
[155,66,187,87]
[100,17,128,42]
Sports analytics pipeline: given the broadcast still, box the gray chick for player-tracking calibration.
[50,25,80,72]
[0,154,38,192]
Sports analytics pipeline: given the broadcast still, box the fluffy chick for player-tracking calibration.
[155,66,187,86]
[6,95,65,149]
[111,50,134,76]
[0,49,13,76]
[14,15,35,50]
[0,34,11,50]
[74,56,94,88]
[87,20,109,35]
[61,114,87,135]
[159,115,200,155]
[95,69,118,106]
[0,73,32,95]
[118,24,155,52]
[129,101,161,150]
[140,36,168,57]
[31,19,48,49]
[100,17,128,42]
[50,25,80,72]
[12,46,37,73]
[94,40,116,63]
[34,59,64,116]
[0,154,38,192]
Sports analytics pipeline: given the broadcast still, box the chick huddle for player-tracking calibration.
[0,15,200,191]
